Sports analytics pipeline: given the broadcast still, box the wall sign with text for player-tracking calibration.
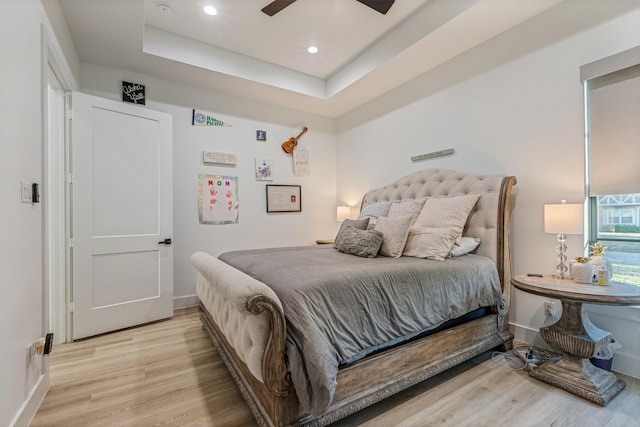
[122,81,145,105]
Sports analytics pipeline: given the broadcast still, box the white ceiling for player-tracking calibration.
[57,0,564,118]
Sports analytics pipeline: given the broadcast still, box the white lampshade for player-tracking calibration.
[544,202,583,235]
[337,206,352,222]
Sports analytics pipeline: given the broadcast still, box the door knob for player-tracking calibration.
[158,238,172,245]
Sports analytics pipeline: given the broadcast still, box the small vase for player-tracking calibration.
[589,256,613,282]
[573,262,594,284]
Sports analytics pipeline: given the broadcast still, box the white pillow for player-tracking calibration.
[357,201,393,226]
[413,194,480,239]
[403,227,460,261]
[450,237,481,257]
[374,213,414,258]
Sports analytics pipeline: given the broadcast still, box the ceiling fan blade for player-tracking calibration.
[356,0,395,15]
[261,0,297,16]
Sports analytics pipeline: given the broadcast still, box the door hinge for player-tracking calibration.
[67,238,74,248]
[65,110,73,120]
[68,302,74,313]
[66,173,74,184]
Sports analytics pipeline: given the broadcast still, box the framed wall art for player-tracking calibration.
[266,185,301,213]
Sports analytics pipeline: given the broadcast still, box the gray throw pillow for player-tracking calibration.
[335,225,383,258]
[334,218,370,248]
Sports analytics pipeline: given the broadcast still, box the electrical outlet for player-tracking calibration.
[544,300,556,316]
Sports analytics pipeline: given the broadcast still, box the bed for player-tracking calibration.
[191,168,517,427]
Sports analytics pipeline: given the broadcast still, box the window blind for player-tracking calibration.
[586,63,640,196]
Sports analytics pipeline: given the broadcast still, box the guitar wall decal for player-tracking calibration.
[281,127,308,154]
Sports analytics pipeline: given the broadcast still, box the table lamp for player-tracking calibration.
[337,205,352,222]
[544,200,583,279]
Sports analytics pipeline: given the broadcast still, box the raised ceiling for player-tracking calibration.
[57,0,563,117]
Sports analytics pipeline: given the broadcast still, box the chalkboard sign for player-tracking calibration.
[122,81,145,105]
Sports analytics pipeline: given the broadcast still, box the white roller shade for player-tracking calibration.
[588,64,640,196]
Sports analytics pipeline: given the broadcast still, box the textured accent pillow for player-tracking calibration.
[388,198,427,224]
[413,194,480,239]
[374,213,414,258]
[403,227,460,261]
[335,225,383,258]
[357,201,393,227]
[334,218,370,248]
[450,236,481,257]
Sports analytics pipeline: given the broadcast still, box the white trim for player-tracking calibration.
[8,374,49,427]
[174,294,199,310]
[46,65,67,345]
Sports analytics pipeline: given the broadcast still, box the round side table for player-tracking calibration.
[511,274,640,406]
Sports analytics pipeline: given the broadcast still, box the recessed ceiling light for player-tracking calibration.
[157,3,171,14]
[307,46,318,54]
[203,5,217,16]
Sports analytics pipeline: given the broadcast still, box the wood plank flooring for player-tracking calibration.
[31,308,640,426]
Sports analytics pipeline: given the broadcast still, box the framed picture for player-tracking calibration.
[266,185,301,212]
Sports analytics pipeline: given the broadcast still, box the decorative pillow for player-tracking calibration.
[335,225,383,258]
[374,213,414,258]
[450,236,481,257]
[357,201,393,227]
[413,194,480,239]
[334,218,370,248]
[403,227,460,261]
[387,198,427,224]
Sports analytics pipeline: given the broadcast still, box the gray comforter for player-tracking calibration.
[219,245,502,417]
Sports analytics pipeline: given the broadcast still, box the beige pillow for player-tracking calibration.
[413,194,480,238]
[387,198,427,224]
[403,227,460,261]
[374,213,414,258]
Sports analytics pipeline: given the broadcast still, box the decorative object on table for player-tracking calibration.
[266,184,301,212]
[122,81,145,104]
[255,158,273,181]
[256,130,267,141]
[281,126,307,154]
[198,174,239,224]
[588,242,613,283]
[191,108,232,127]
[544,200,583,279]
[571,257,595,284]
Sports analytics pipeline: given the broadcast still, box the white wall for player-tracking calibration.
[79,64,338,305]
[1,1,48,425]
[336,3,640,377]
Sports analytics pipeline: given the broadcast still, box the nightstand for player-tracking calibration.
[315,239,335,245]
[511,274,640,406]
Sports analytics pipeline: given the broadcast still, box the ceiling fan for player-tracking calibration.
[262,0,395,16]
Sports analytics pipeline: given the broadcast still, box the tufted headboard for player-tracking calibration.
[361,169,517,289]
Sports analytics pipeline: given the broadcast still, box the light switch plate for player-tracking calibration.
[21,181,32,203]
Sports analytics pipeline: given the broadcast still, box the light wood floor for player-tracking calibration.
[32,308,640,426]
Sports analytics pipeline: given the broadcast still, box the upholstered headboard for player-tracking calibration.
[361,169,517,288]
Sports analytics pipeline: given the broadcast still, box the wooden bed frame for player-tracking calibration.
[195,169,517,427]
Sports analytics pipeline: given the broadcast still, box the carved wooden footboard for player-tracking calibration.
[193,169,517,427]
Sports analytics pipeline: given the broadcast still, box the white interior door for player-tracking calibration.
[71,91,173,340]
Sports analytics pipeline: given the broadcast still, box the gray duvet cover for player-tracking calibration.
[218,245,502,417]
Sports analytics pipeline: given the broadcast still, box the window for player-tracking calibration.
[583,47,640,286]
[590,195,640,285]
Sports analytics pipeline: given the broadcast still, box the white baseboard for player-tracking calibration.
[9,373,49,427]
[173,294,198,310]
